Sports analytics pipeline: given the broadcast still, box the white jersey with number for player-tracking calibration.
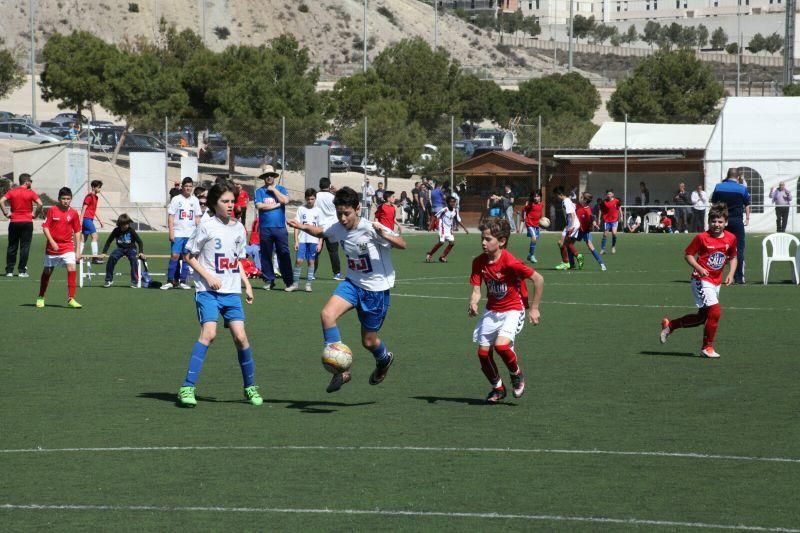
[324,218,396,291]
[435,207,460,236]
[296,206,322,244]
[168,194,201,238]
[187,216,246,294]
[316,190,337,228]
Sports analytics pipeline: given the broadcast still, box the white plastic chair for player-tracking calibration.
[762,233,800,285]
[643,212,661,233]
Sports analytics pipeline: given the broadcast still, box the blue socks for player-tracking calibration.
[323,326,342,345]
[237,347,255,388]
[529,241,536,257]
[591,249,604,265]
[182,341,209,386]
[370,340,391,366]
[601,236,607,250]
[167,259,178,283]
[180,261,190,283]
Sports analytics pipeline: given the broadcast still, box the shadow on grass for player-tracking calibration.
[19,303,72,309]
[264,399,376,414]
[137,391,243,407]
[640,350,696,358]
[412,396,517,407]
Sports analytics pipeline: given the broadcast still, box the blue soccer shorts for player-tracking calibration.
[604,221,619,232]
[526,226,540,238]
[297,242,318,261]
[81,218,97,236]
[577,231,593,243]
[195,291,245,326]
[333,279,390,332]
[171,236,190,255]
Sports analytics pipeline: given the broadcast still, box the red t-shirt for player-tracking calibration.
[235,190,250,210]
[600,198,621,223]
[685,230,737,286]
[43,206,81,255]
[82,192,98,220]
[523,202,542,227]
[576,204,594,232]
[375,203,396,231]
[4,187,40,222]
[470,249,534,312]
[661,216,672,228]
[249,219,260,245]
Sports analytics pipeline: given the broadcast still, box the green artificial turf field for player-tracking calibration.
[1,230,798,532]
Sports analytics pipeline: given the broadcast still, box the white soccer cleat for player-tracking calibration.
[304,282,312,292]
[178,282,192,290]
[659,318,671,344]
[701,346,721,358]
[285,283,299,292]
[160,282,174,290]
[601,264,607,271]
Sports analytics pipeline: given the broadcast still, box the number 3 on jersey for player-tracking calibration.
[347,253,373,273]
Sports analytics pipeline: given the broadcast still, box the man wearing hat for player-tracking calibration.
[1,173,43,277]
[255,166,296,291]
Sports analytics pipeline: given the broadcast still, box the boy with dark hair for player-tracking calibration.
[288,186,406,393]
[163,177,200,290]
[80,180,104,264]
[293,188,323,292]
[575,193,606,271]
[599,189,621,255]
[555,188,581,271]
[426,195,468,263]
[102,213,145,288]
[469,217,544,404]
[520,190,543,263]
[37,187,82,309]
[659,204,737,358]
[374,191,397,231]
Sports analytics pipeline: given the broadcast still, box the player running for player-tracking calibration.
[599,189,621,254]
[519,190,543,263]
[37,187,82,309]
[555,188,581,270]
[176,182,262,407]
[659,203,737,358]
[426,196,469,263]
[288,186,406,393]
[575,193,606,271]
[469,218,544,404]
[80,180,104,264]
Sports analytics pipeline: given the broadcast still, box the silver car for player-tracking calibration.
[0,122,61,144]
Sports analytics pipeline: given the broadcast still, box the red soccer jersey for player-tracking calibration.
[600,198,621,223]
[576,204,594,232]
[470,249,534,312]
[685,230,737,286]
[235,190,250,209]
[43,206,81,255]
[82,192,98,220]
[5,187,40,222]
[375,203,396,231]
[661,216,672,228]
[249,219,260,245]
[523,202,543,227]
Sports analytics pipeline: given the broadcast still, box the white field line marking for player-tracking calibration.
[0,504,796,531]
[2,445,799,464]
[390,293,790,311]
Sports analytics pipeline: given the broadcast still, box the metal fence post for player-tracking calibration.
[623,113,628,213]
[450,115,454,191]
[537,115,542,190]
[281,116,285,183]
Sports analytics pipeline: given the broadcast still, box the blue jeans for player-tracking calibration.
[727,220,746,283]
[259,226,293,285]
[106,247,139,283]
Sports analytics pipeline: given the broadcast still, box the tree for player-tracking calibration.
[641,21,661,48]
[520,16,541,38]
[678,26,698,49]
[783,84,800,96]
[764,32,784,54]
[516,114,599,150]
[726,42,739,55]
[747,33,766,54]
[330,70,395,131]
[697,25,709,48]
[39,31,119,119]
[510,72,600,123]
[710,27,727,50]
[590,24,618,45]
[610,34,621,47]
[0,38,25,100]
[607,49,724,124]
[665,23,683,48]
[572,15,596,42]
[450,73,507,127]
[620,25,638,46]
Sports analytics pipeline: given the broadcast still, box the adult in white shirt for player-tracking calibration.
[316,177,343,280]
[690,184,708,232]
[361,178,375,219]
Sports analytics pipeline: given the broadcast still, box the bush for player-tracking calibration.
[298,3,309,13]
[214,26,231,40]
[377,6,398,27]
[127,2,138,12]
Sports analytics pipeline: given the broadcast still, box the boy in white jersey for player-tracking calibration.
[293,188,323,292]
[177,182,262,408]
[555,188,581,270]
[288,186,406,393]
[163,177,201,290]
[426,195,469,263]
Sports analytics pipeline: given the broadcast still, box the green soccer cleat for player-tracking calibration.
[555,262,570,270]
[243,385,263,406]
[177,386,197,407]
[35,297,45,308]
[576,254,584,270]
[67,298,82,309]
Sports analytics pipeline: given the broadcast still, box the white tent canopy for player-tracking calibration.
[590,123,714,151]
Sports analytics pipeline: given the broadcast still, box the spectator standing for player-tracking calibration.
[374,181,385,207]
[419,183,431,230]
[503,184,516,232]
[398,191,411,224]
[430,182,445,213]
[316,177,344,280]
[1,173,42,277]
[639,181,650,207]
[673,182,691,233]
[711,168,750,284]
[360,177,375,219]
[234,182,249,225]
[769,182,792,232]
[411,182,421,227]
[487,190,504,218]
[255,167,296,291]
[690,184,709,232]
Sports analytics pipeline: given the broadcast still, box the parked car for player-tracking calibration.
[329,147,353,172]
[0,122,61,144]
[88,120,116,129]
[52,112,88,125]
[350,153,377,174]
[0,111,16,121]
[80,128,189,161]
[313,138,341,149]
[419,144,439,162]
[453,140,476,157]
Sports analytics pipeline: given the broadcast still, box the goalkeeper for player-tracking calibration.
[102,213,145,288]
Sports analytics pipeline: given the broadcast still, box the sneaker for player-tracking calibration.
[160,282,174,290]
[438,257,448,263]
[600,249,605,255]
[659,318,671,344]
[486,385,507,404]
[177,386,197,407]
[18,271,29,278]
[326,371,351,393]
[284,283,299,292]
[67,298,82,309]
[555,262,570,270]
[611,246,616,254]
[425,254,433,263]
[304,282,312,292]
[600,263,607,271]
[510,371,525,398]
[35,297,45,308]
[130,283,139,288]
[275,271,282,278]
[369,352,394,385]
[701,346,721,358]
[264,281,276,290]
[576,254,584,270]
[243,385,263,406]
[91,258,105,265]
[4,272,12,277]
[333,273,344,281]
[103,280,113,288]
[178,282,192,290]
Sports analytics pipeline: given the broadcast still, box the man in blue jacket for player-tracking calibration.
[255,166,296,291]
[711,168,750,284]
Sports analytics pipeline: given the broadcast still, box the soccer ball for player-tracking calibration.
[538,216,551,229]
[322,342,353,374]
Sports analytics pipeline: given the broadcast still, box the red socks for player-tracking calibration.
[494,343,520,374]
[669,304,721,347]
[477,347,500,387]
[38,270,52,297]
[67,271,77,299]
[441,243,454,258]
[427,242,442,256]
[669,307,708,330]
